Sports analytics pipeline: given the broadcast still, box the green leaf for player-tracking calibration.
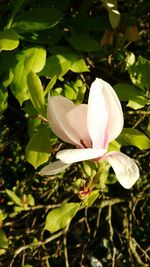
[6,0,26,29]
[0,230,8,256]
[10,52,29,104]
[70,58,89,73]
[24,47,46,73]
[117,128,150,150]
[45,203,80,233]
[108,140,121,152]
[82,161,97,178]
[27,72,45,116]
[28,117,41,138]
[6,189,22,206]
[127,56,150,90]
[96,161,110,190]
[68,34,100,52]
[84,190,99,207]
[40,54,72,78]
[10,47,46,105]
[44,76,57,95]
[25,126,51,168]
[114,83,147,110]
[12,8,62,33]
[0,29,19,51]
[102,0,120,29]
[64,84,77,100]
[0,88,8,114]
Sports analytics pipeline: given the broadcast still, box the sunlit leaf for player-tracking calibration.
[25,126,51,168]
[24,47,46,73]
[0,230,8,256]
[6,189,22,206]
[45,203,80,233]
[114,83,147,110]
[102,0,120,29]
[64,84,77,100]
[0,88,8,114]
[27,72,45,116]
[44,76,57,95]
[127,56,150,90]
[70,58,89,73]
[10,47,46,105]
[0,29,19,51]
[84,190,99,207]
[40,54,71,78]
[117,128,150,150]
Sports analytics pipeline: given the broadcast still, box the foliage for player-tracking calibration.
[0,0,149,266]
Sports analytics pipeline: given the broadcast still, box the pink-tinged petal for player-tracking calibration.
[39,160,70,176]
[66,104,91,148]
[98,79,124,143]
[56,148,106,164]
[87,78,109,149]
[104,151,140,189]
[47,94,81,146]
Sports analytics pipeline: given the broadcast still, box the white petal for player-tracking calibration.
[98,79,124,142]
[47,94,81,146]
[66,104,91,148]
[104,151,140,189]
[56,148,106,164]
[88,78,124,148]
[87,78,109,149]
[39,160,70,176]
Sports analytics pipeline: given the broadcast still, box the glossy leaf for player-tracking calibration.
[12,8,62,33]
[0,29,19,51]
[45,203,80,233]
[6,0,26,29]
[0,230,8,256]
[114,83,147,109]
[84,190,99,207]
[27,72,45,116]
[117,128,150,150]
[24,47,46,73]
[44,76,57,95]
[10,52,29,104]
[6,189,22,206]
[127,56,150,90]
[0,88,8,114]
[70,58,89,73]
[102,0,120,29]
[68,34,101,52]
[10,47,46,105]
[40,54,71,78]
[25,126,51,168]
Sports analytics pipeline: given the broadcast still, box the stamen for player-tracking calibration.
[80,139,87,148]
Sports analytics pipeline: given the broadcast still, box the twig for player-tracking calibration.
[107,205,115,267]
[63,225,69,267]
[93,207,101,239]
[133,114,146,128]
[9,229,65,267]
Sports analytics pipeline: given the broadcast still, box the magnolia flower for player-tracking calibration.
[40,78,139,189]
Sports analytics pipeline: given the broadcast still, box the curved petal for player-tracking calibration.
[98,79,124,143]
[66,104,91,148]
[39,160,70,176]
[56,148,106,164]
[104,151,140,189]
[87,78,109,149]
[47,94,81,146]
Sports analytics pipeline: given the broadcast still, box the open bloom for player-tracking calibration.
[40,78,139,189]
